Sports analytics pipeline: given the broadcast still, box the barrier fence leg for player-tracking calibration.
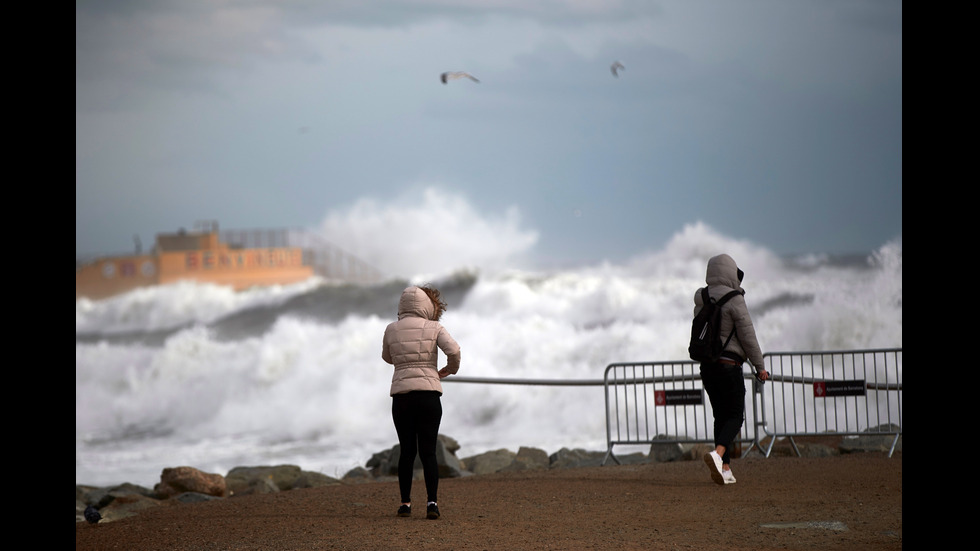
[602,449,620,466]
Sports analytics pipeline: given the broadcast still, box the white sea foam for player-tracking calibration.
[76,198,901,488]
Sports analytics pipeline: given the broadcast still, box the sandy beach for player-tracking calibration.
[75,452,902,550]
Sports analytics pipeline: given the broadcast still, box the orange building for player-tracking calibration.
[76,223,316,300]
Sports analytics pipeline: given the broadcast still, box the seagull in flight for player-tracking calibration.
[441,71,480,84]
[610,61,625,78]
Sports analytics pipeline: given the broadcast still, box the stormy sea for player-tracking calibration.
[76,223,902,488]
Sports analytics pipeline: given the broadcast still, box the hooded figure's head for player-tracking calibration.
[705,254,744,291]
[397,285,447,321]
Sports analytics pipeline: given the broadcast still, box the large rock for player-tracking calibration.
[439,434,461,455]
[435,438,465,478]
[682,443,714,461]
[548,448,606,469]
[80,482,157,509]
[294,470,342,489]
[155,466,227,499]
[174,492,223,503]
[341,466,376,483]
[839,424,903,454]
[503,447,550,472]
[226,465,341,496]
[366,434,464,478]
[97,493,169,523]
[649,434,686,462]
[463,449,516,475]
[366,448,398,477]
[76,483,161,523]
[228,475,280,497]
[230,465,302,491]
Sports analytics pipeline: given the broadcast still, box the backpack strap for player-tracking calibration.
[716,289,743,306]
[703,288,742,306]
[715,289,743,355]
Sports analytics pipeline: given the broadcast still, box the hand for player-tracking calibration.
[756,369,770,381]
[438,367,451,379]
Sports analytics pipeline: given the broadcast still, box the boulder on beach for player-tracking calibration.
[225,465,341,496]
[362,434,464,479]
[154,466,227,499]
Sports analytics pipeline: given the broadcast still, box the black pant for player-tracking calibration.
[391,391,442,503]
[700,363,746,465]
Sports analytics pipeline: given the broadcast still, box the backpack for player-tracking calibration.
[689,287,742,363]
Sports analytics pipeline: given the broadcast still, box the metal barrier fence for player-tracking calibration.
[601,360,755,465]
[757,348,902,457]
[601,348,902,465]
[220,227,384,284]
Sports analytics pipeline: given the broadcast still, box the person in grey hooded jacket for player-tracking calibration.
[694,254,769,485]
[382,285,461,519]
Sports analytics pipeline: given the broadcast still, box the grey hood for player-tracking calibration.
[705,253,744,292]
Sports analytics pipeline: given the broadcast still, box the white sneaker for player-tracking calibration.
[722,469,736,484]
[703,451,725,485]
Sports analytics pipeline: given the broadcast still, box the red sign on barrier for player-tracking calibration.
[654,389,703,406]
[814,380,866,397]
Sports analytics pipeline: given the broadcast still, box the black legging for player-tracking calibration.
[391,390,442,503]
[700,363,746,465]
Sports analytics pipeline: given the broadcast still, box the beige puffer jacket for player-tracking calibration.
[693,254,765,369]
[382,286,461,396]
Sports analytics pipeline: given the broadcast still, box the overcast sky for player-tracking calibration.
[76,0,902,272]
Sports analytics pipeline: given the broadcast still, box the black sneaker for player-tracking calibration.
[426,503,440,520]
[397,504,411,517]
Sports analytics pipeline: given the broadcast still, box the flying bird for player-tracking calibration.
[610,61,625,78]
[84,505,102,524]
[440,71,480,84]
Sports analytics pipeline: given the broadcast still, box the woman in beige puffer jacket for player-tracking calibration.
[382,285,461,519]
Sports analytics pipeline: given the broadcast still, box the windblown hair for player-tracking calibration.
[420,286,447,321]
